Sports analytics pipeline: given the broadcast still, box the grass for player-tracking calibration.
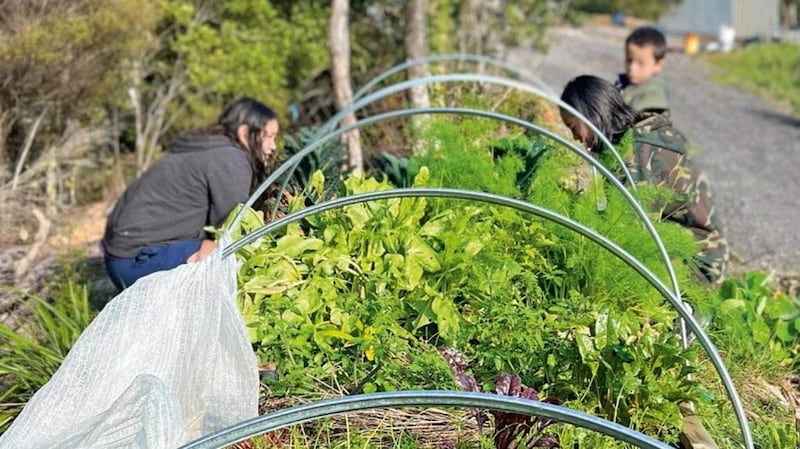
[692,361,798,449]
[703,42,800,114]
[0,281,95,431]
[231,414,487,449]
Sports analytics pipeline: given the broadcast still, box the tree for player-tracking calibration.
[329,0,363,172]
[125,0,331,173]
[569,0,681,21]
[0,0,160,203]
[404,0,431,111]
[403,0,431,153]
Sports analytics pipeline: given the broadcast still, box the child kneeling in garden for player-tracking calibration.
[560,75,728,286]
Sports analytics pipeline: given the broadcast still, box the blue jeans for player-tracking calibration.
[103,240,202,290]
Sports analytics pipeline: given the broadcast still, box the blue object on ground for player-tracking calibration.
[612,12,626,27]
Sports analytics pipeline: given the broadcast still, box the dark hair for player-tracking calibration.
[626,26,667,60]
[560,75,639,153]
[217,96,277,189]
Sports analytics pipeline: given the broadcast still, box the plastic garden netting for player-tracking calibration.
[0,240,259,449]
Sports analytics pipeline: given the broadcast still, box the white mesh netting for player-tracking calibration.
[0,243,258,448]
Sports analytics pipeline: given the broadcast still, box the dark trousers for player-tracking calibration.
[103,240,202,290]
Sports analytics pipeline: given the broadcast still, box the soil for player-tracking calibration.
[0,196,116,329]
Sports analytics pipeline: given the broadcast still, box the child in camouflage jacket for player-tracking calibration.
[561,75,728,285]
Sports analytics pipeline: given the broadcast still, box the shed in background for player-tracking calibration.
[658,0,781,39]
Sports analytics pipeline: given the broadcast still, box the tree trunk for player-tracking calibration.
[404,0,431,154]
[458,0,481,56]
[405,0,430,110]
[328,0,363,172]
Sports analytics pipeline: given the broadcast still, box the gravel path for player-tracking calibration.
[507,24,800,274]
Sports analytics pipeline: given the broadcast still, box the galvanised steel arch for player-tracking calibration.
[271,71,617,235]
[179,391,674,449]
[222,187,753,449]
[310,73,635,189]
[351,53,557,101]
[226,105,686,348]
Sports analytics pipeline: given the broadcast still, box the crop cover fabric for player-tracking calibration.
[0,241,258,448]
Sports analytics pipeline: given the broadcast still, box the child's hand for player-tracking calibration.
[187,239,218,263]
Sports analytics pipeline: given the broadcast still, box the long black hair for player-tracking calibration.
[560,75,639,153]
[217,96,277,190]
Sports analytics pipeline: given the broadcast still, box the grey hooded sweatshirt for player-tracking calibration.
[103,133,253,258]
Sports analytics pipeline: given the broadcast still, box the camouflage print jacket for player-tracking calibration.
[631,114,729,285]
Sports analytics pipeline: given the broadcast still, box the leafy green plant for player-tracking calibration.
[711,271,800,372]
[234,171,705,444]
[409,113,525,198]
[0,281,95,431]
[371,152,418,188]
[280,125,346,200]
[230,109,733,445]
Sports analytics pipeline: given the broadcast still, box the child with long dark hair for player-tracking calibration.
[560,75,728,285]
[103,97,279,290]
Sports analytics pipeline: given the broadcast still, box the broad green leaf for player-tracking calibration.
[718,299,746,314]
[772,298,800,320]
[409,299,435,331]
[310,170,326,199]
[774,320,794,343]
[330,307,347,326]
[406,234,441,271]
[419,218,445,237]
[242,275,303,295]
[275,234,323,258]
[431,295,461,342]
[404,257,424,290]
[345,204,371,229]
[756,296,767,316]
[316,329,354,342]
[413,166,430,186]
[280,309,303,326]
[751,320,771,345]
[295,290,323,315]
[595,311,609,349]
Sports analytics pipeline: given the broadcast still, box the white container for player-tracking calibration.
[719,24,736,52]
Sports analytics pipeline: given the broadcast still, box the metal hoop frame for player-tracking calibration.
[221,187,752,449]
[180,391,675,449]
